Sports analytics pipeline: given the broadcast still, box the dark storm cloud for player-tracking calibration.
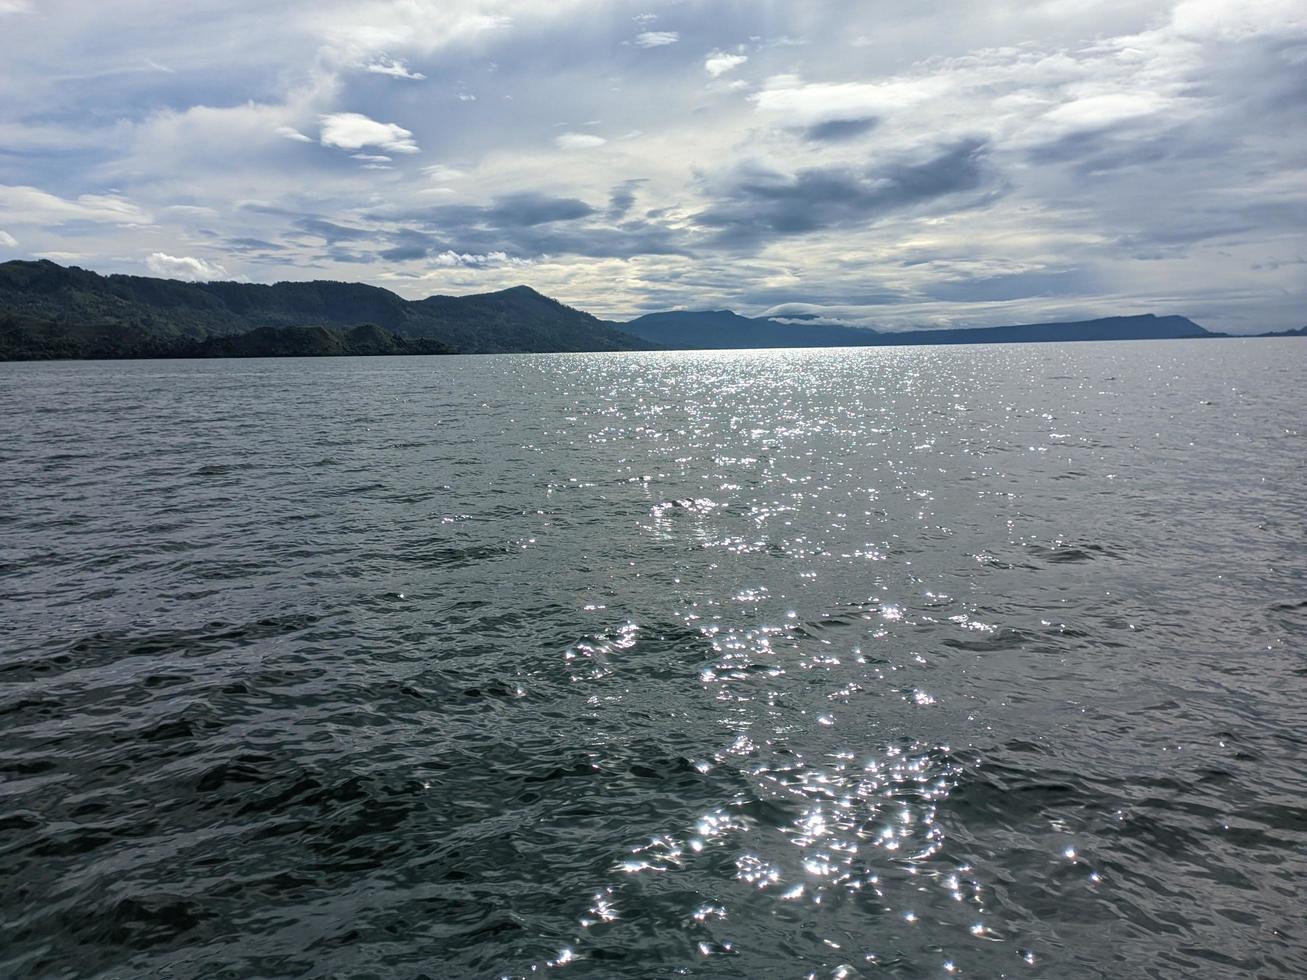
[802,117,879,142]
[696,138,997,248]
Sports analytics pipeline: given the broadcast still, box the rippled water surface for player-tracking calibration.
[2,341,1305,979]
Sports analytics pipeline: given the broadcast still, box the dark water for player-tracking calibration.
[2,341,1304,979]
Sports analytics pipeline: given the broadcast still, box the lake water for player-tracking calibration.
[1,340,1304,979]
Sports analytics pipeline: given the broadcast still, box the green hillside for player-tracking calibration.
[0,260,654,356]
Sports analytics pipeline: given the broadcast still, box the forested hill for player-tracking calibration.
[0,260,653,355]
[0,318,453,361]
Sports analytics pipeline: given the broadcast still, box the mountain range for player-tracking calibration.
[0,259,1297,361]
[619,310,1219,349]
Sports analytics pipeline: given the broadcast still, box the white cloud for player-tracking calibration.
[313,0,608,65]
[1171,0,1307,40]
[634,31,679,48]
[352,151,393,169]
[319,111,419,153]
[0,0,32,13]
[705,51,748,77]
[428,250,532,268]
[0,230,16,247]
[275,125,314,142]
[317,7,508,61]
[145,252,229,281]
[365,57,426,80]
[421,164,466,180]
[752,75,951,125]
[103,97,338,181]
[0,185,150,225]
[555,132,607,149]
[1040,92,1169,135]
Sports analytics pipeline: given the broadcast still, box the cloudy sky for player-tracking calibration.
[1,0,1304,332]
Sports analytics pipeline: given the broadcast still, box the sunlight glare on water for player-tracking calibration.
[0,340,1304,978]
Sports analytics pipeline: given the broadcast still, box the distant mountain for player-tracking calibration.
[0,259,1259,362]
[619,310,886,349]
[409,285,650,353]
[620,311,1218,349]
[1257,325,1307,337]
[0,260,653,356]
[872,314,1217,346]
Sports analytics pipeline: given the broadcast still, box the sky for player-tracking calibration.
[1,0,1304,332]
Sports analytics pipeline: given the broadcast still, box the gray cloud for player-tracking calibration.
[1025,125,1191,175]
[377,216,689,264]
[292,217,373,243]
[223,236,285,253]
[363,186,692,263]
[607,180,645,220]
[802,117,879,142]
[924,269,1093,303]
[697,138,996,247]
[484,192,595,227]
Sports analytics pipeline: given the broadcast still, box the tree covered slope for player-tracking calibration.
[0,260,654,355]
